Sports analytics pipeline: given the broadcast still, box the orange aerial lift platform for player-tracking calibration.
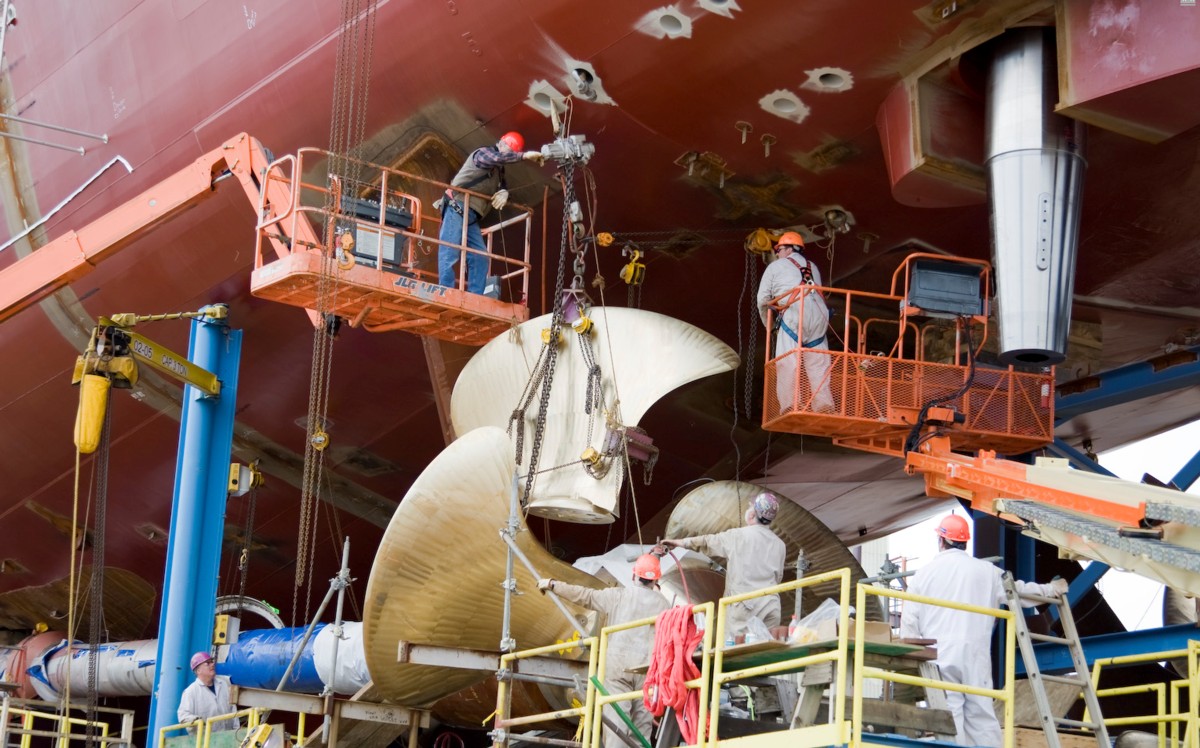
[0,133,532,346]
[249,147,533,346]
[762,253,1200,596]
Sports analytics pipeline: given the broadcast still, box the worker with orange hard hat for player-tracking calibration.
[438,130,547,294]
[539,554,669,748]
[901,514,1069,747]
[756,231,835,415]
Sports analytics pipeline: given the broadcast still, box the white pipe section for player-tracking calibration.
[3,625,369,701]
[28,639,159,701]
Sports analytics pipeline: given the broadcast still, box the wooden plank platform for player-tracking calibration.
[720,638,936,671]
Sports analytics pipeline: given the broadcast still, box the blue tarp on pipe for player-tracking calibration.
[219,625,326,692]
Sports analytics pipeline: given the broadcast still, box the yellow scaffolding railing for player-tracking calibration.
[1192,641,1200,748]
[493,636,599,748]
[708,569,854,748]
[157,706,262,748]
[492,569,1200,748]
[1086,647,1198,748]
[853,584,1016,748]
[587,602,714,748]
[0,697,134,748]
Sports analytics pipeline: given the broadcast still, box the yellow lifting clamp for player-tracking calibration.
[228,462,265,497]
[310,429,331,451]
[541,327,564,346]
[239,724,280,748]
[72,310,224,454]
[336,231,356,270]
[571,313,593,335]
[619,247,645,286]
[561,287,594,336]
[744,227,778,259]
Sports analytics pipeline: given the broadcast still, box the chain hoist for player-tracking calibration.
[519,159,576,506]
[295,0,378,628]
[515,128,602,506]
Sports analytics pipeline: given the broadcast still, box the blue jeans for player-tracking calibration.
[438,202,488,294]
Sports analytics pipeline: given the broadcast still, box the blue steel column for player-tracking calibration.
[1172,449,1200,491]
[147,306,242,744]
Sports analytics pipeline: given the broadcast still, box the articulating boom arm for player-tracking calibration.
[0,133,277,324]
[907,436,1200,596]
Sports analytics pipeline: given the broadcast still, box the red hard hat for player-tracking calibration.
[499,131,525,152]
[190,651,214,671]
[936,514,970,543]
[633,554,662,581]
[775,231,805,249]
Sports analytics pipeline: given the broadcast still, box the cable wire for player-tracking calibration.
[903,319,977,455]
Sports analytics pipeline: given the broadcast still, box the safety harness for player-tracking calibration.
[777,255,828,348]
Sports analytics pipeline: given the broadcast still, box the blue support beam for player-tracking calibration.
[1046,439,1117,477]
[148,307,242,744]
[1055,345,1200,422]
[1172,449,1200,492]
[1067,561,1110,609]
[1017,623,1198,676]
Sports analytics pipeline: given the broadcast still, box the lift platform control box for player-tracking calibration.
[213,614,231,645]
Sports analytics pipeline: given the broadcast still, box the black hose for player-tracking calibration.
[902,320,977,455]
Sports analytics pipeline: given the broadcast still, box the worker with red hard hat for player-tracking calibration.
[539,554,669,748]
[756,230,835,414]
[177,651,239,735]
[901,513,1069,747]
[438,130,546,294]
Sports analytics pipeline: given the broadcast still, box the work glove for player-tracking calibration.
[523,151,546,166]
[537,578,554,593]
[491,189,509,211]
[1049,578,1069,597]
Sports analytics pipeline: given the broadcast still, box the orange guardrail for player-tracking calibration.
[250,147,533,346]
[762,253,1054,457]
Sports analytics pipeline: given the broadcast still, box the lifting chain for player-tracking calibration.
[572,250,586,291]
[237,468,259,609]
[85,391,113,747]
[519,161,577,506]
[294,0,378,627]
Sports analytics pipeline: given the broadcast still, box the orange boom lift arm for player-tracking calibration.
[0,133,289,323]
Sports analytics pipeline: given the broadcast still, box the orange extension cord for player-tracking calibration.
[643,605,704,744]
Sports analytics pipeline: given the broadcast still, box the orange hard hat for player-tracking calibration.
[633,553,662,581]
[499,131,525,152]
[936,514,970,543]
[775,231,805,249]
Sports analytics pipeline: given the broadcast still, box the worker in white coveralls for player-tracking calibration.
[177,651,240,735]
[900,514,1069,748]
[756,231,834,414]
[657,491,787,634]
[539,554,670,748]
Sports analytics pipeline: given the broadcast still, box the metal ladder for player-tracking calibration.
[1003,573,1110,748]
